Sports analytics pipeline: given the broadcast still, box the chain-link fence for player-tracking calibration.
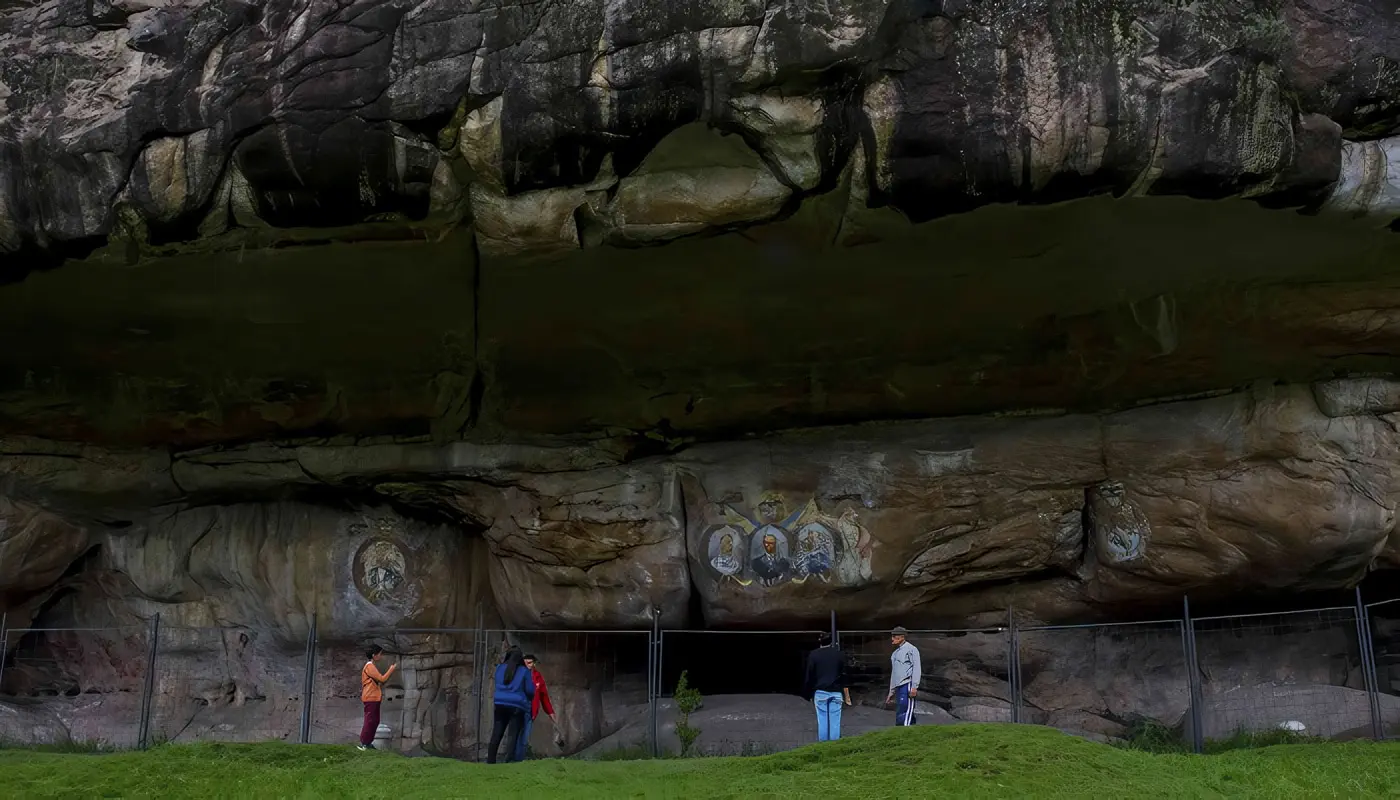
[309,631,387,748]
[1192,606,1371,743]
[0,623,152,750]
[1018,620,1190,746]
[307,627,482,756]
[841,628,1012,730]
[1366,598,1400,739]
[147,625,305,745]
[477,630,651,761]
[7,591,1400,757]
[653,630,824,756]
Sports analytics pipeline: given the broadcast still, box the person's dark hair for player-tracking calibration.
[523,653,537,662]
[502,646,525,684]
[365,646,383,660]
[818,632,833,647]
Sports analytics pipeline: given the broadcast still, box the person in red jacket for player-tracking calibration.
[513,654,562,760]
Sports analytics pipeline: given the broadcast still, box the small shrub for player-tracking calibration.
[0,737,115,753]
[1121,719,1189,754]
[1120,719,1325,755]
[673,671,703,757]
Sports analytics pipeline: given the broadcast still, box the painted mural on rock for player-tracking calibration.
[702,492,874,589]
[349,515,414,606]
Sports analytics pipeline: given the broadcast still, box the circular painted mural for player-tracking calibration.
[354,538,408,604]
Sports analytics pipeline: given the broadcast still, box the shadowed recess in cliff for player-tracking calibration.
[5,196,1400,446]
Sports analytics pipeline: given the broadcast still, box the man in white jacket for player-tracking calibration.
[885,626,922,726]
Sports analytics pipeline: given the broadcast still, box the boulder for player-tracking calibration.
[0,497,90,604]
[480,463,690,629]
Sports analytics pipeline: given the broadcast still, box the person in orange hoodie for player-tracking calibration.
[513,653,562,761]
[358,646,397,751]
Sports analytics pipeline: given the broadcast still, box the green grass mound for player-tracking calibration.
[4,724,1399,798]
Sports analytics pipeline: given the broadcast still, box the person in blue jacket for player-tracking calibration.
[486,646,536,763]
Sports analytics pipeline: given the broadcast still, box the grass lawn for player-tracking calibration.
[3,724,1398,799]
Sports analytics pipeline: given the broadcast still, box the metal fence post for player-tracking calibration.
[1008,607,1021,724]
[650,605,662,757]
[645,622,654,758]
[298,613,317,744]
[0,612,8,695]
[1355,587,1384,740]
[138,612,161,750]
[471,605,485,762]
[1182,597,1203,754]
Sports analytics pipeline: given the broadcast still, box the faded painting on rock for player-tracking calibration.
[350,516,413,605]
[706,525,748,585]
[700,492,875,589]
[1086,482,1151,566]
[750,526,792,586]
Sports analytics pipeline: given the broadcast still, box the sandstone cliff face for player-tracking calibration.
[2,0,1399,262]
[4,0,1400,755]
[3,380,1397,635]
[1,1,1400,445]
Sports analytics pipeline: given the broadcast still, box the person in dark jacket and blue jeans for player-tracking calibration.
[805,632,851,741]
[487,646,535,763]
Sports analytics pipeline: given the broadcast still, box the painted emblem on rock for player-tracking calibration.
[707,525,748,585]
[1087,481,1150,565]
[793,522,836,582]
[702,493,875,589]
[354,538,408,604]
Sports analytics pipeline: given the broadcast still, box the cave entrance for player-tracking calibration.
[659,630,826,697]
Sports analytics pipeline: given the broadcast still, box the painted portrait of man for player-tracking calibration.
[751,529,791,587]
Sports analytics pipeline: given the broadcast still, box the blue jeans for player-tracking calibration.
[894,684,916,726]
[512,712,534,761]
[814,690,843,741]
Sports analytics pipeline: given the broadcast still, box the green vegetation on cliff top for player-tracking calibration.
[3,724,1398,799]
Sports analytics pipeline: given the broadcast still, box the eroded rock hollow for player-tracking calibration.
[4,0,1400,754]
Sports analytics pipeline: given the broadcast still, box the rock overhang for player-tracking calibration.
[1,0,1400,634]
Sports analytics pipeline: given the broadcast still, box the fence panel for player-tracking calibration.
[1017,621,1190,747]
[649,629,823,757]
[0,625,150,750]
[476,630,652,761]
[1193,607,1369,742]
[309,628,479,757]
[1367,598,1400,739]
[147,626,306,745]
[5,599,1396,755]
[839,628,1014,735]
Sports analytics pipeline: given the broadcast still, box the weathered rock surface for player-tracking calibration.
[6,0,1400,758]
[3,0,1400,264]
[4,380,1399,634]
[2,1,1400,449]
[3,378,1400,752]
[0,497,90,629]
[478,464,690,629]
[675,381,1400,626]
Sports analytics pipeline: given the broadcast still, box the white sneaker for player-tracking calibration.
[356,745,370,751]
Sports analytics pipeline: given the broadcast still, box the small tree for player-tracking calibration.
[673,670,703,757]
